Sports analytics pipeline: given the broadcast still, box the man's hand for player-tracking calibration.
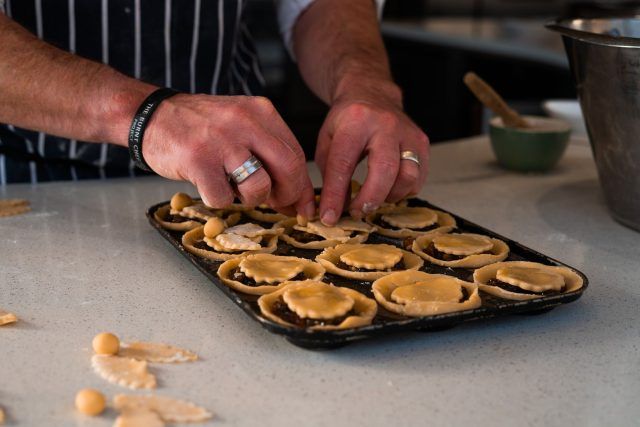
[142,94,315,217]
[315,78,429,225]
[0,14,315,217]
[291,0,430,226]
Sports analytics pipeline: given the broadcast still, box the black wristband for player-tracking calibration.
[128,87,179,172]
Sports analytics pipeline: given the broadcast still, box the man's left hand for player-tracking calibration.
[315,79,430,226]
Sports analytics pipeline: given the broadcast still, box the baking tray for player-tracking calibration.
[146,197,588,349]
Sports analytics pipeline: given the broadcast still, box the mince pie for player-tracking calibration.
[316,243,423,281]
[473,261,584,300]
[276,217,376,249]
[182,220,282,261]
[258,280,377,330]
[412,233,509,268]
[366,206,456,239]
[245,204,289,223]
[372,270,481,317]
[217,254,325,295]
[156,192,243,231]
[154,204,203,232]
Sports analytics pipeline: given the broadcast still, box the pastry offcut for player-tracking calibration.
[0,309,17,326]
[316,243,423,281]
[91,355,156,390]
[258,280,377,330]
[119,341,198,363]
[114,394,213,423]
[372,270,481,317]
[474,261,584,300]
[217,254,325,295]
[412,232,509,268]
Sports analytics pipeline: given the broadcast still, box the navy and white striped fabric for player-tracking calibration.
[0,0,265,183]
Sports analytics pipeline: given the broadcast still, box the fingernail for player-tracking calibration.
[321,209,337,226]
[303,201,316,219]
[296,214,308,227]
[362,202,379,214]
[350,209,363,220]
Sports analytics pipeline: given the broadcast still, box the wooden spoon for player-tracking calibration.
[463,72,530,128]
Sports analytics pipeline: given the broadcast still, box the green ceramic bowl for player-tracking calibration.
[489,116,572,172]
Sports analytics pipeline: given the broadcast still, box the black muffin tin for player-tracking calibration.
[147,197,588,349]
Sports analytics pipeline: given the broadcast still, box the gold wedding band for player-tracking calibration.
[401,150,420,166]
[229,155,263,184]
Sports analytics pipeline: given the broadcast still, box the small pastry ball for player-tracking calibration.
[204,217,225,238]
[170,192,193,211]
[75,389,106,416]
[92,332,120,355]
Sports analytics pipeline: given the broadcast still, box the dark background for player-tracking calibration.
[245,0,640,158]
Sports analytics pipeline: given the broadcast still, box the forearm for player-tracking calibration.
[0,13,155,146]
[292,0,401,107]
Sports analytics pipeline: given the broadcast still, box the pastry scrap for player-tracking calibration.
[114,409,165,427]
[412,233,509,268]
[0,407,4,424]
[91,355,156,390]
[372,270,481,317]
[182,224,280,261]
[119,341,198,363]
[258,280,377,330]
[316,243,423,281]
[218,253,325,295]
[114,394,213,423]
[366,206,456,239]
[0,309,17,326]
[474,261,584,300]
[246,203,289,223]
[276,216,375,249]
[0,198,30,218]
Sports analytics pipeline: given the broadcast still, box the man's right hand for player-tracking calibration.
[141,94,316,218]
[0,14,314,217]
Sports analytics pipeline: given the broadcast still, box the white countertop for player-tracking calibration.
[1,136,638,427]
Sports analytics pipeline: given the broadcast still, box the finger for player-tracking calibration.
[318,130,365,226]
[248,133,308,208]
[314,120,332,177]
[250,97,304,156]
[187,153,235,208]
[386,153,421,203]
[269,203,297,217]
[415,134,431,193]
[295,173,317,219]
[266,171,315,219]
[223,146,272,207]
[349,135,400,217]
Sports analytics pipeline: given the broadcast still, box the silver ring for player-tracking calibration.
[229,155,263,184]
[401,150,420,166]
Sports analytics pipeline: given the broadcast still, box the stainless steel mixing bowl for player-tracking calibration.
[547,18,640,232]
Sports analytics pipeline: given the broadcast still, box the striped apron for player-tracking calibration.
[0,0,264,184]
